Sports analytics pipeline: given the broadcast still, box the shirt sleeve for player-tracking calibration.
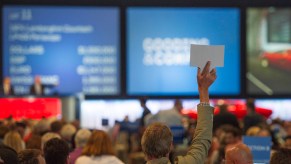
[175,105,214,164]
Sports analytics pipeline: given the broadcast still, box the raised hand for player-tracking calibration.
[197,61,217,102]
[197,61,217,91]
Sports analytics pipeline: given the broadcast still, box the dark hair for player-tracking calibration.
[225,126,242,138]
[43,138,69,164]
[0,144,19,164]
[16,122,26,129]
[218,104,228,112]
[139,97,147,105]
[50,121,63,133]
[26,135,41,150]
[270,148,291,164]
[18,149,42,164]
[0,125,9,139]
[285,135,291,141]
[246,98,255,111]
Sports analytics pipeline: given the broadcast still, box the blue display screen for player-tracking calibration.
[3,6,120,95]
[127,8,240,96]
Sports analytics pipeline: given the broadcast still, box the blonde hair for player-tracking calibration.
[246,126,261,136]
[60,124,76,140]
[4,131,25,153]
[82,130,114,156]
[75,129,91,148]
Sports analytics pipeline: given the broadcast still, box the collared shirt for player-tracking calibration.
[146,157,171,164]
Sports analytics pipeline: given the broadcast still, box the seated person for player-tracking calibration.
[141,61,217,163]
[0,144,19,164]
[43,138,69,164]
[76,130,124,164]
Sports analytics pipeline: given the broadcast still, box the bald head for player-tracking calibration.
[225,143,253,164]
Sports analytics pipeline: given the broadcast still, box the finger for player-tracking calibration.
[197,67,201,76]
[202,61,211,75]
[210,68,216,74]
[210,68,216,77]
[213,74,217,80]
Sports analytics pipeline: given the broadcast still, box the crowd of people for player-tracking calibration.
[0,62,291,163]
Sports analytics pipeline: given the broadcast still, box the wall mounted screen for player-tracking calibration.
[3,6,120,95]
[127,8,240,96]
[247,8,291,96]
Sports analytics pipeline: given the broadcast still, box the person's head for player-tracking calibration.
[74,129,91,148]
[18,149,45,164]
[60,124,76,141]
[225,143,253,164]
[270,148,291,164]
[50,121,63,134]
[246,126,261,136]
[0,125,9,140]
[224,127,242,145]
[139,98,147,108]
[285,136,291,149]
[3,131,24,153]
[82,130,114,156]
[33,119,50,136]
[219,104,228,113]
[141,122,173,160]
[216,125,237,144]
[174,99,183,112]
[3,77,11,86]
[0,144,19,164]
[26,135,42,150]
[16,122,26,138]
[34,76,42,85]
[256,128,271,137]
[43,138,69,164]
[41,132,61,150]
[246,98,255,113]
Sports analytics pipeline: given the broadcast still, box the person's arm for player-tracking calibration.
[175,61,217,164]
[197,61,217,103]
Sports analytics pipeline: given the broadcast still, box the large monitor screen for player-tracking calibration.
[3,6,120,96]
[127,8,240,96]
[247,8,291,96]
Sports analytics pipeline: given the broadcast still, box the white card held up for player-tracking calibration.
[190,44,224,69]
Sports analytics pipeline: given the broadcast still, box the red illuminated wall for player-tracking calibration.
[0,98,61,120]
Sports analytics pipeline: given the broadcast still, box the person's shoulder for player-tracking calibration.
[101,155,124,163]
[69,147,82,156]
[156,109,171,116]
[75,155,91,164]
[76,155,89,159]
